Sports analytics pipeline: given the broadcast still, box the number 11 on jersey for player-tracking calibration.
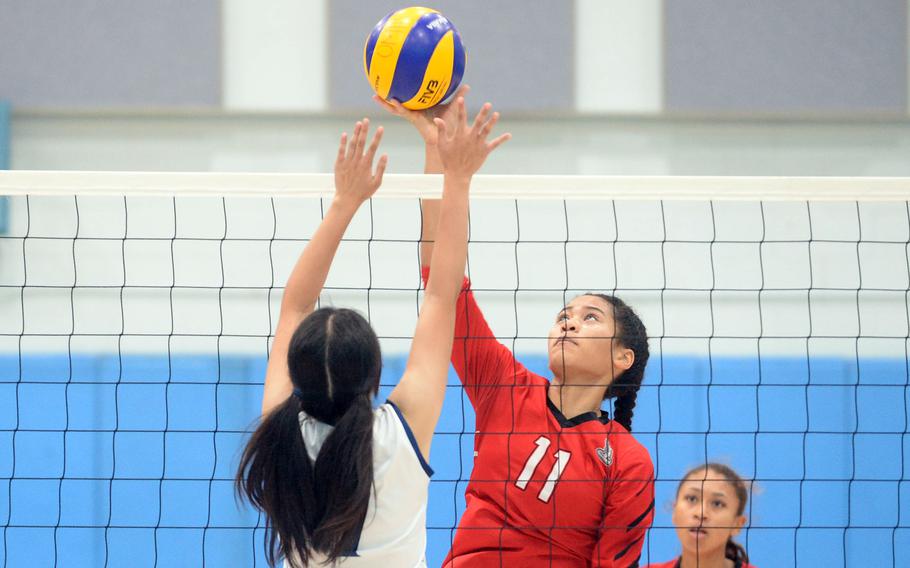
[515,436,572,503]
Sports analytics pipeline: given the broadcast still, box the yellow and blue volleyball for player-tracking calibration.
[364,7,466,110]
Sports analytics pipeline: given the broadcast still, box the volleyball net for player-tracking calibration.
[1,171,909,567]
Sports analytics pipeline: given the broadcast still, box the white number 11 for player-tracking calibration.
[515,436,572,503]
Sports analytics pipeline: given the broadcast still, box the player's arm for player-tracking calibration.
[389,98,510,457]
[261,120,388,415]
[592,447,656,568]
[372,84,470,265]
[376,87,521,409]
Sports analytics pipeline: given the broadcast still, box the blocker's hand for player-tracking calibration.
[373,84,471,146]
[334,118,388,206]
[434,98,510,181]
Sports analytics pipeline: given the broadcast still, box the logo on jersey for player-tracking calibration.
[596,438,613,467]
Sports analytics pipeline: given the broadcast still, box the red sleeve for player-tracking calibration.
[592,443,655,568]
[422,266,528,414]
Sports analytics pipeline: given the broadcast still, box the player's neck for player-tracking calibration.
[547,382,604,420]
[679,551,733,568]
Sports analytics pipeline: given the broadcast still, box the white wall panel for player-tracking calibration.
[223,0,327,111]
[575,0,663,114]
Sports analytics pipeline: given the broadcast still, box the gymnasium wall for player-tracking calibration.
[664,0,908,115]
[0,101,8,235]
[0,1,221,108]
[0,0,907,116]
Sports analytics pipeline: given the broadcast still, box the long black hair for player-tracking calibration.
[236,307,382,567]
[680,463,750,565]
[587,294,649,432]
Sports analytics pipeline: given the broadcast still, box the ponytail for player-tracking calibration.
[236,307,382,567]
[236,391,375,567]
[310,391,374,555]
[236,396,317,567]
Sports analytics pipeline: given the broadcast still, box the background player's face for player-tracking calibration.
[547,295,630,384]
[671,469,746,560]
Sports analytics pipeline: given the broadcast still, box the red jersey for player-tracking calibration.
[425,269,655,568]
[644,560,758,568]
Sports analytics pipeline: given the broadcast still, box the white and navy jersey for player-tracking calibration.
[288,401,433,568]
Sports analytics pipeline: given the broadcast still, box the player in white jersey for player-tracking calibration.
[236,97,510,567]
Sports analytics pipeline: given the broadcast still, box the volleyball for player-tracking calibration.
[363,7,466,110]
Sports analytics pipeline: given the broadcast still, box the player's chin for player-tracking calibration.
[547,350,570,373]
[548,351,589,381]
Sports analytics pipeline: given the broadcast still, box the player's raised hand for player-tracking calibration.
[334,118,388,206]
[372,84,471,146]
[434,98,510,181]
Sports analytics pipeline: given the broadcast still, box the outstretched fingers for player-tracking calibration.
[450,84,471,106]
[455,97,467,132]
[486,132,512,152]
[335,132,348,167]
[345,121,362,160]
[365,125,384,162]
[479,111,501,140]
[354,118,370,157]
[372,154,389,187]
[334,117,387,204]
[433,117,450,144]
[471,103,493,134]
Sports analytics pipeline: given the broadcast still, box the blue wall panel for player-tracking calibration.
[1,352,903,566]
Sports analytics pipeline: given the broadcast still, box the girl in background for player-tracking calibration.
[645,463,756,568]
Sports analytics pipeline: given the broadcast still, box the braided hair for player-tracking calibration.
[586,294,649,432]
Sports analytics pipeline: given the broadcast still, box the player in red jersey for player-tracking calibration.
[376,87,655,567]
[644,463,757,568]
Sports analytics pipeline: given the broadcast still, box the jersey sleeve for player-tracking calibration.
[422,266,528,413]
[592,443,655,568]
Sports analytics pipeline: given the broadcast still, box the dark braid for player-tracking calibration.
[613,392,638,433]
[587,294,649,432]
[726,539,749,566]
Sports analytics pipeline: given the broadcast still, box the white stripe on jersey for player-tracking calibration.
[286,402,431,567]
